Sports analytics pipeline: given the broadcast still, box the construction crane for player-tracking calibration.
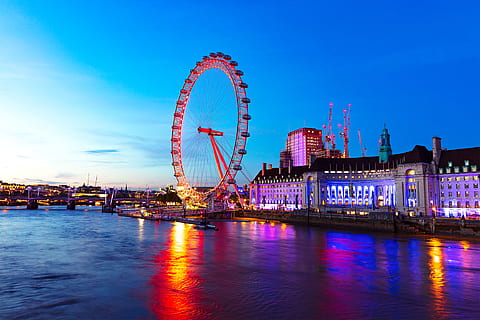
[323,103,334,150]
[357,129,367,157]
[338,104,351,158]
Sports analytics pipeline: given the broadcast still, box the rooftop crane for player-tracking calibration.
[357,129,367,157]
[338,104,351,158]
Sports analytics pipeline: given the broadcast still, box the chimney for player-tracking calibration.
[288,160,292,174]
[268,164,273,170]
[309,154,316,167]
[432,137,442,169]
[262,163,266,176]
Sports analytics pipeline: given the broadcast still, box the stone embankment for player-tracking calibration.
[231,210,480,238]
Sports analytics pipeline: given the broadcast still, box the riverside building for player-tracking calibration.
[250,129,480,218]
[281,128,324,167]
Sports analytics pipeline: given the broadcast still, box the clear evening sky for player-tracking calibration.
[1,0,479,189]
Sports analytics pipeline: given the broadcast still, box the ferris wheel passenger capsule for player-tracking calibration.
[238,149,247,155]
[241,98,250,103]
[239,82,248,88]
[223,55,232,60]
[233,165,242,171]
[230,61,238,66]
[241,132,250,138]
[242,114,252,120]
[235,70,244,76]
[227,178,236,184]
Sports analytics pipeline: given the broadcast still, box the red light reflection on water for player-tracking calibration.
[148,222,207,319]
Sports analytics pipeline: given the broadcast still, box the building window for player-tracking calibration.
[448,184,452,189]
[466,201,470,208]
[474,184,479,189]
[472,165,478,172]
[456,184,460,189]
[475,191,479,197]
[449,201,452,208]
[439,168,444,174]
[448,192,452,197]
[441,192,445,197]
[448,161,453,167]
[465,191,470,197]
[476,201,479,208]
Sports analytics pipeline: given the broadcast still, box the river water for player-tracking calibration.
[1,207,480,319]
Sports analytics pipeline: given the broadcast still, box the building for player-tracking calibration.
[250,131,480,218]
[283,128,324,167]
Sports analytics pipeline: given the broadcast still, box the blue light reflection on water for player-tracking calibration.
[2,208,480,319]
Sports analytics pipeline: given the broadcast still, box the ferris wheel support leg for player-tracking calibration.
[210,135,225,181]
[209,136,245,209]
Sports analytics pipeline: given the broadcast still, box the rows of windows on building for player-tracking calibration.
[250,128,480,218]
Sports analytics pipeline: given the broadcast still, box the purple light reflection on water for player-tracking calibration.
[2,208,480,319]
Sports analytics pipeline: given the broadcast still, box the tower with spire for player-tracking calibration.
[379,125,392,163]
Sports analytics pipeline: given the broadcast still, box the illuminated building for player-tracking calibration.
[251,131,480,217]
[283,128,324,167]
[437,146,480,217]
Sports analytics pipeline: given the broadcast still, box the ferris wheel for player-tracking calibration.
[171,52,251,205]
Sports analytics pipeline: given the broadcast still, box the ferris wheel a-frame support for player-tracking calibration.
[198,126,245,209]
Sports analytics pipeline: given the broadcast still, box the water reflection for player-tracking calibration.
[4,209,480,319]
[428,238,448,319]
[138,218,144,242]
[149,222,209,319]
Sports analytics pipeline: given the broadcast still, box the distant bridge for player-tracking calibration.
[0,194,156,210]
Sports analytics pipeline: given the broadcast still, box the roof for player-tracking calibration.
[438,147,480,168]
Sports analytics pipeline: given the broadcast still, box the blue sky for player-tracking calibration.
[1,0,479,189]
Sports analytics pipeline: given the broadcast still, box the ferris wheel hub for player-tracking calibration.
[197,127,224,136]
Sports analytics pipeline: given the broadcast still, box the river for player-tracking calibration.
[1,207,480,319]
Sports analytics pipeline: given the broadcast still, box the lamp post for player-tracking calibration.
[183,200,186,218]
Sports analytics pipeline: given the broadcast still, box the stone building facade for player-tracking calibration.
[250,136,480,218]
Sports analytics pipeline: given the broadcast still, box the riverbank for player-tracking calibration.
[232,210,480,239]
